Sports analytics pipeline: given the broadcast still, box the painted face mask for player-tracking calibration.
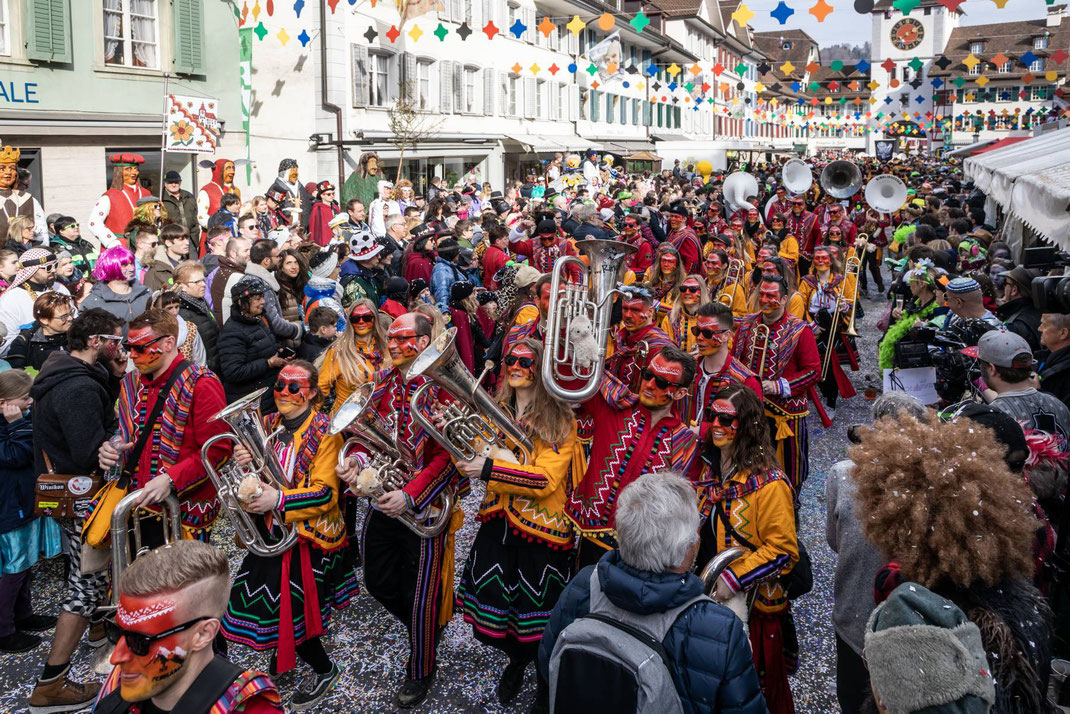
[621,297,652,332]
[350,307,375,337]
[537,282,553,317]
[111,593,192,702]
[692,316,730,356]
[708,399,739,448]
[222,162,235,185]
[387,315,424,365]
[812,252,832,272]
[505,344,537,389]
[273,365,314,417]
[122,165,140,187]
[126,327,170,375]
[757,283,785,315]
[0,162,16,190]
[679,279,702,307]
[659,253,678,275]
[638,354,684,409]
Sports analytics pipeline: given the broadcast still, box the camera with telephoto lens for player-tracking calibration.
[1025,247,1070,313]
[929,320,998,404]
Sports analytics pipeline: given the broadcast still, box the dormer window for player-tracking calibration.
[998,61,1012,74]
[1035,35,1049,50]
[971,41,984,54]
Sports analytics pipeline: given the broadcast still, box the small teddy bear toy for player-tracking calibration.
[354,467,382,498]
[237,474,264,508]
[569,313,601,371]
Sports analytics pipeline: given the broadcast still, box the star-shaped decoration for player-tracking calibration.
[952,76,967,88]
[297,28,311,46]
[566,15,586,35]
[293,0,305,17]
[684,81,694,93]
[734,61,747,75]
[933,55,951,71]
[586,63,598,76]
[975,75,989,86]
[701,81,711,92]
[509,18,527,39]
[253,21,268,40]
[668,81,678,92]
[1052,49,1069,64]
[771,0,795,24]
[758,61,772,74]
[597,12,614,30]
[893,0,919,12]
[990,51,1009,67]
[881,57,896,73]
[731,3,755,27]
[854,58,870,75]
[625,63,639,75]
[848,80,860,90]
[529,63,540,75]
[456,21,472,39]
[385,24,400,42]
[909,77,923,89]
[646,62,658,76]
[277,27,290,45]
[830,60,844,73]
[482,21,498,39]
[808,80,820,91]
[590,80,600,90]
[771,82,783,91]
[548,63,560,75]
[362,26,377,43]
[433,23,448,41]
[408,23,423,42]
[1021,50,1038,67]
[508,63,521,76]
[805,60,821,74]
[689,62,702,77]
[791,81,802,92]
[755,81,766,93]
[828,80,840,90]
[930,77,943,88]
[780,60,796,74]
[809,0,833,21]
[713,62,725,75]
[868,79,880,90]
[1022,72,1035,84]
[962,53,980,71]
[667,62,681,77]
[908,56,924,72]
[537,16,555,37]
[630,10,651,33]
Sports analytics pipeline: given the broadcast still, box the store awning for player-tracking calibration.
[964,128,1070,190]
[972,137,1030,156]
[505,134,585,153]
[624,150,663,162]
[1011,162,1070,251]
[602,140,657,154]
[944,138,997,158]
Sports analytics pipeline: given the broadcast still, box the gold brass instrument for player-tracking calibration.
[107,489,184,609]
[200,388,299,558]
[820,256,862,381]
[329,383,456,539]
[716,259,744,306]
[543,239,636,402]
[750,322,771,378]
[819,161,862,200]
[408,327,534,465]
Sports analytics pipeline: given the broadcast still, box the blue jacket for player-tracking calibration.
[538,551,767,714]
[431,257,465,315]
[0,414,36,535]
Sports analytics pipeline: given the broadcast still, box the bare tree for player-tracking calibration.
[388,79,443,185]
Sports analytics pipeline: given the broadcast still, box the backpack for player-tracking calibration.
[548,567,709,714]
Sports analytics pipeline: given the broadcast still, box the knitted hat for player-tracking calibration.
[348,230,384,261]
[409,278,429,299]
[384,276,409,302]
[10,248,57,290]
[449,280,475,309]
[945,277,980,294]
[308,250,339,279]
[231,275,268,301]
[865,582,995,714]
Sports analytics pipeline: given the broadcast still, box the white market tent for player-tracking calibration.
[963,126,1070,251]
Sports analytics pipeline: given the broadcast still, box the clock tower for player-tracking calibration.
[869,0,961,150]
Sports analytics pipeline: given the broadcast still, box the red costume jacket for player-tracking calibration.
[785,210,820,259]
[667,226,702,274]
[605,323,673,391]
[675,355,762,428]
[731,313,820,423]
[103,184,151,238]
[481,244,509,289]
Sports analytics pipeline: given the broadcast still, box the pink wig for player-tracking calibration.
[93,245,135,282]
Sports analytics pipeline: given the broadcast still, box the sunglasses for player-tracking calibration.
[691,326,729,338]
[105,616,212,657]
[350,313,375,324]
[122,335,168,353]
[61,223,80,230]
[679,285,702,294]
[705,410,739,426]
[504,355,534,368]
[274,379,308,394]
[640,368,682,390]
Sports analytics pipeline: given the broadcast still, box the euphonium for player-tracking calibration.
[699,546,748,596]
[716,258,744,306]
[408,327,534,465]
[543,238,636,401]
[201,388,300,557]
[819,160,862,200]
[329,383,456,539]
[107,489,184,609]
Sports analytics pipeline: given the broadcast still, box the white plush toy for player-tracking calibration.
[568,313,601,371]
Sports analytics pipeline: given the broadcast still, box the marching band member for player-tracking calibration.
[767,215,799,275]
[765,186,792,223]
[566,344,699,568]
[454,340,582,705]
[221,361,354,710]
[749,255,806,320]
[317,297,388,413]
[675,302,762,427]
[643,243,685,307]
[798,246,859,418]
[604,284,674,392]
[732,274,820,498]
[660,274,709,353]
[704,250,748,318]
[337,312,464,708]
[822,202,858,246]
[785,197,820,276]
[665,205,702,274]
[500,273,551,369]
[690,384,799,714]
[615,214,654,276]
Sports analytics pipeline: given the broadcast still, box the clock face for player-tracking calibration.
[891,18,924,50]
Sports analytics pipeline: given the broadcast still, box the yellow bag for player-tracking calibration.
[80,478,130,548]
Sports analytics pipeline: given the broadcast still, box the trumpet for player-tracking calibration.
[330,383,456,539]
[201,388,299,558]
[409,327,534,465]
[820,256,862,381]
[750,322,771,378]
[716,259,744,306]
[107,489,184,609]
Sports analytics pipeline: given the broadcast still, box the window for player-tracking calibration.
[970,41,984,54]
[998,61,1011,74]
[508,74,518,116]
[416,60,431,109]
[507,2,519,33]
[0,0,8,56]
[536,80,545,119]
[620,95,627,124]
[632,98,640,125]
[369,52,391,106]
[463,66,479,113]
[968,62,981,76]
[463,0,473,24]
[996,85,1015,101]
[1032,84,1053,100]
[579,89,588,120]
[104,0,159,68]
[606,94,616,124]
[1031,59,1044,72]
[558,84,568,121]
[1035,35,1049,50]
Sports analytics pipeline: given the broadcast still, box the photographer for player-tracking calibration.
[877,262,941,371]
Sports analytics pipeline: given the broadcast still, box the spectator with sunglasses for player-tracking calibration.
[95,539,283,713]
[6,292,74,371]
[48,216,95,277]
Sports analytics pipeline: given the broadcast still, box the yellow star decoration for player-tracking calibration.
[869,97,877,105]
[868,79,880,90]
[277,27,290,45]
[962,53,980,71]
[537,16,556,38]
[252,0,261,21]
[780,61,795,74]
[964,92,976,101]
[529,63,540,75]
[755,81,765,93]
[408,24,423,42]
[636,82,645,91]
[1047,70,1059,81]
[689,63,702,77]
[771,98,779,107]
[731,2,755,28]
[975,75,989,86]
[566,15,586,35]
[667,62,681,77]
[731,96,739,105]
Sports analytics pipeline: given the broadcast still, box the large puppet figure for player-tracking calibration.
[270,158,313,229]
[197,158,240,231]
[341,151,382,209]
[87,153,151,250]
[0,146,33,240]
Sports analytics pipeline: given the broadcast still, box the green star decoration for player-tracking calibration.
[586,63,598,76]
[908,56,924,72]
[684,82,695,92]
[952,76,967,88]
[893,0,919,13]
[253,21,268,40]
[434,23,448,41]
[630,10,651,33]
[830,60,844,72]
[735,61,748,75]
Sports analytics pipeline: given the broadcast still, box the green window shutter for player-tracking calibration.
[26,0,71,63]
[172,0,205,75]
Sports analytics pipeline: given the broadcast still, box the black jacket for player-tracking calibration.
[217,307,280,410]
[296,332,333,362]
[30,351,120,476]
[995,296,1042,352]
[1040,345,1070,406]
[178,293,221,373]
[6,326,67,371]
[0,415,35,534]
[161,188,199,250]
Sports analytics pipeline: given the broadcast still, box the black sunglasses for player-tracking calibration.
[705,409,739,426]
[691,326,728,339]
[679,285,702,294]
[641,368,682,390]
[350,313,375,324]
[122,335,168,353]
[105,616,212,656]
[504,355,534,368]
[274,380,305,394]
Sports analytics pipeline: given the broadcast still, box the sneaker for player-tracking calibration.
[397,673,435,709]
[87,620,107,648]
[0,630,41,653]
[28,670,101,714]
[290,664,340,711]
[16,615,57,633]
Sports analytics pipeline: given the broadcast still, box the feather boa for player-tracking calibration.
[878,300,937,370]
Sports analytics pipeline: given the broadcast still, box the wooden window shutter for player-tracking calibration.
[591,90,600,121]
[172,0,205,75]
[440,59,453,113]
[454,63,464,112]
[524,77,536,118]
[483,68,495,116]
[26,0,72,63]
[351,44,369,108]
[403,53,417,103]
[500,72,508,116]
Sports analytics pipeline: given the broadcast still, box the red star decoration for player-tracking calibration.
[881,58,897,73]
[483,21,499,39]
[1052,49,1069,64]
[327,0,339,11]
[1019,90,1028,99]
[828,80,840,91]
[701,82,711,93]
[548,63,560,75]
[385,24,400,42]
[591,80,600,90]
[937,0,964,11]
[712,63,724,76]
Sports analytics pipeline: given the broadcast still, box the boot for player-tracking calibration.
[28,666,101,714]
[87,620,107,648]
[0,630,41,653]
[16,614,57,633]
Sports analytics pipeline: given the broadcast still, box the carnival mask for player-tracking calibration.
[126,327,170,375]
[505,344,536,389]
[0,162,16,191]
[708,398,739,448]
[693,316,729,356]
[122,165,140,187]
[387,315,425,365]
[287,166,299,183]
[638,354,685,409]
[367,157,380,176]
[111,593,192,702]
[621,297,652,332]
[274,365,314,417]
[757,283,785,315]
[222,162,235,185]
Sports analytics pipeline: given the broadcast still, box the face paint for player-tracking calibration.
[757,283,785,314]
[747,210,759,222]
[708,398,739,448]
[536,282,553,317]
[127,327,169,375]
[761,261,779,276]
[273,365,313,417]
[706,255,724,276]
[668,214,685,228]
[387,315,424,365]
[505,344,536,389]
[638,354,683,408]
[812,253,832,272]
[112,594,188,702]
[122,165,140,187]
[659,253,678,275]
[350,307,375,336]
[621,298,652,332]
[679,279,702,306]
[693,316,730,356]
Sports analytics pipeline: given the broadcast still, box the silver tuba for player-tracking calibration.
[408,327,534,464]
[107,489,184,609]
[864,173,908,214]
[699,546,749,596]
[200,388,299,557]
[329,382,456,539]
[819,160,862,200]
[723,171,759,214]
[542,238,636,402]
[781,158,813,195]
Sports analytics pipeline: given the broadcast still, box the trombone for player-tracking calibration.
[716,259,744,306]
[820,255,862,381]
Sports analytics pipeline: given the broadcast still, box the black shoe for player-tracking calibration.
[397,674,434,708]
[497,659,528,704]
[290,663,340,711]
[0,630,41,653]
[16,615,57,633]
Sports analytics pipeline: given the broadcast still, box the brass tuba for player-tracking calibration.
[543,239,636,402]
[329,383,456,539]
[819,161,862,200]
[408,327,534,465]
[107,489,184,609]
[200,388,299,557]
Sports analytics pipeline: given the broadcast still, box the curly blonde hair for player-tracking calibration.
[849,413,1036,589]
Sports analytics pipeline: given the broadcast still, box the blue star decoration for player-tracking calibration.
[668,81,678,92]
[854,58,870,74]
[930,77,943,88]
[914,95,925,104]
[509,18,527,39]
[771,1,795,25]
[293,0,305,18]
[884,96,893,104]
[791,81,802,92]
[456,22,472,40]
[298,29,311,46]
[363,26,377,43]
[1021,50,1038,67]
[646,62,658,76]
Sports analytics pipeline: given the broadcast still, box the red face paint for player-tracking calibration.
[112,594,188,702]
[812,253,832,270]
[274,365,314,417]
[387,314,424,365]
[638,354,684,408]
[694,316,730,356]
[350,306,375,336]
[621,298,652,332]
[537,282,553,317]
[659,253,678,275]
[505,344,536,389]
[708,398,739,447]
[757,283,784,314]
[127,327,169,375]
[679,278,702,306]
[761,261,779,276]
[705,255,724,274]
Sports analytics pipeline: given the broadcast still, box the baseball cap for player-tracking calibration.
[514,265,542,289]
[962,330,1033,368]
